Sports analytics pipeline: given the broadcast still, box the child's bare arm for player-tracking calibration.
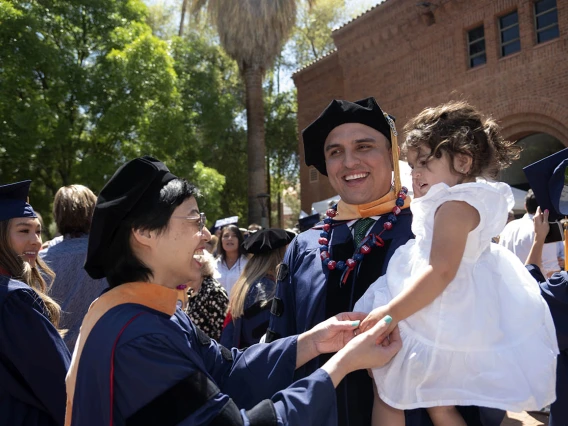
[359,201,479,334]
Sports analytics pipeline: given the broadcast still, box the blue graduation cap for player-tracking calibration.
[0,180,37,222]
[524,147,568,222]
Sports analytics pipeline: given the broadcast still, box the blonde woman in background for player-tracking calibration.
[221,228,294,348]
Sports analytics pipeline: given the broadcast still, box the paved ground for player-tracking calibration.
[501,411,549,426]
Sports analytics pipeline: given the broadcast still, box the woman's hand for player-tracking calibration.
[310,312,369,354]
[533,207,550,243]
[358,306,396,344]
[322,316,402,387]
[296,312,367,369]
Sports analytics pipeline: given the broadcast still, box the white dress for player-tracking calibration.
[354,181,559,412]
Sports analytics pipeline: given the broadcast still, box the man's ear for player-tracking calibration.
[454,154,473,174]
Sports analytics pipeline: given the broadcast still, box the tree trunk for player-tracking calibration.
[179,0,188,37]
[243,65,268,227]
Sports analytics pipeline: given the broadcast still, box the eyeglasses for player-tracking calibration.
[171,212,206,234]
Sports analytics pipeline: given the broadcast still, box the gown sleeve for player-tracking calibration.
[115,325,337,426]
[0,287,71,425]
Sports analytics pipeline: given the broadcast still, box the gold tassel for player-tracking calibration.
[384,113,401,195]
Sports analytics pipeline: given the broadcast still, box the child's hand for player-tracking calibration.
[533,207,550,242]
[358,306,397,344]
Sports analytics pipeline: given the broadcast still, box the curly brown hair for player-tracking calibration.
[403,101,521,179]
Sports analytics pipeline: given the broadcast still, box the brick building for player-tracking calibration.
[294,0,567,212]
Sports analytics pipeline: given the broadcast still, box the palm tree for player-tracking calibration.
[189,0,312,226]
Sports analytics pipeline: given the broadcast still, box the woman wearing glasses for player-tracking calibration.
[65,156,402,426]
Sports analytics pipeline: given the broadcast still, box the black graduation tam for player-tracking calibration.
[524,147,568,222]
[0,180,37,222]
[242,228,295,255]
[85,156,177,279]
[298,213,320,232]
[302,97,393,176]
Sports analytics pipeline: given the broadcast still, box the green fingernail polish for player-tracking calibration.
[351,320,360,327]
[383,315,392,324]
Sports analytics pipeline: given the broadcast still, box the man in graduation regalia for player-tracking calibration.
[266,97,506,426]
[524,147,568,426]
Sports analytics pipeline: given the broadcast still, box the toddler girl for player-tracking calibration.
[355,101,559,426]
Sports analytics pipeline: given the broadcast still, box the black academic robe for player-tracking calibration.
[68,282,338,426]
[267,214,506,426]
[0,275,71,426]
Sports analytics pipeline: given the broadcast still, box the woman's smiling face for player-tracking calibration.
[8,217,42,267]
[151,197,211,287]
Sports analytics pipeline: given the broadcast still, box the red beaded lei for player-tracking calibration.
[319,186,409,286]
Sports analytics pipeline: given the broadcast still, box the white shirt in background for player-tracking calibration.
[214,255,248,297]
[499,213,560,275]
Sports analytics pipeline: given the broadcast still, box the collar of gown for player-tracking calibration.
[65,282,179,426]
[335,188,411,221]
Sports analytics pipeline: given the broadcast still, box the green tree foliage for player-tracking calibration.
[190,0,312,226]
[0,0,185,223]
[146,0,178,39]
[286,0,346,68]
[264,86,300,228]
[171,32,249,226]
[191,161,225,223]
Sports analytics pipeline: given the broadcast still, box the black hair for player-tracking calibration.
[104,179,198,287]
[216,224,247,262]
[525,189,537,215]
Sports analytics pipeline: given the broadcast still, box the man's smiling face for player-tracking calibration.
[324,123,393,205]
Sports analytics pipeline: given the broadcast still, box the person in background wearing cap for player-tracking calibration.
[221,228,295,348]
[0,180,71,426]
[65,156,402,426]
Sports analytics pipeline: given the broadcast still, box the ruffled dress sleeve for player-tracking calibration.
[411,181,515,258]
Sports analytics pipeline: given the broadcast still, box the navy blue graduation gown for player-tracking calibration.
[0,276,71,426]
[220,276,275,348]
[69,286,338,426]
[527,264,568,426]
[267,214,505,426]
